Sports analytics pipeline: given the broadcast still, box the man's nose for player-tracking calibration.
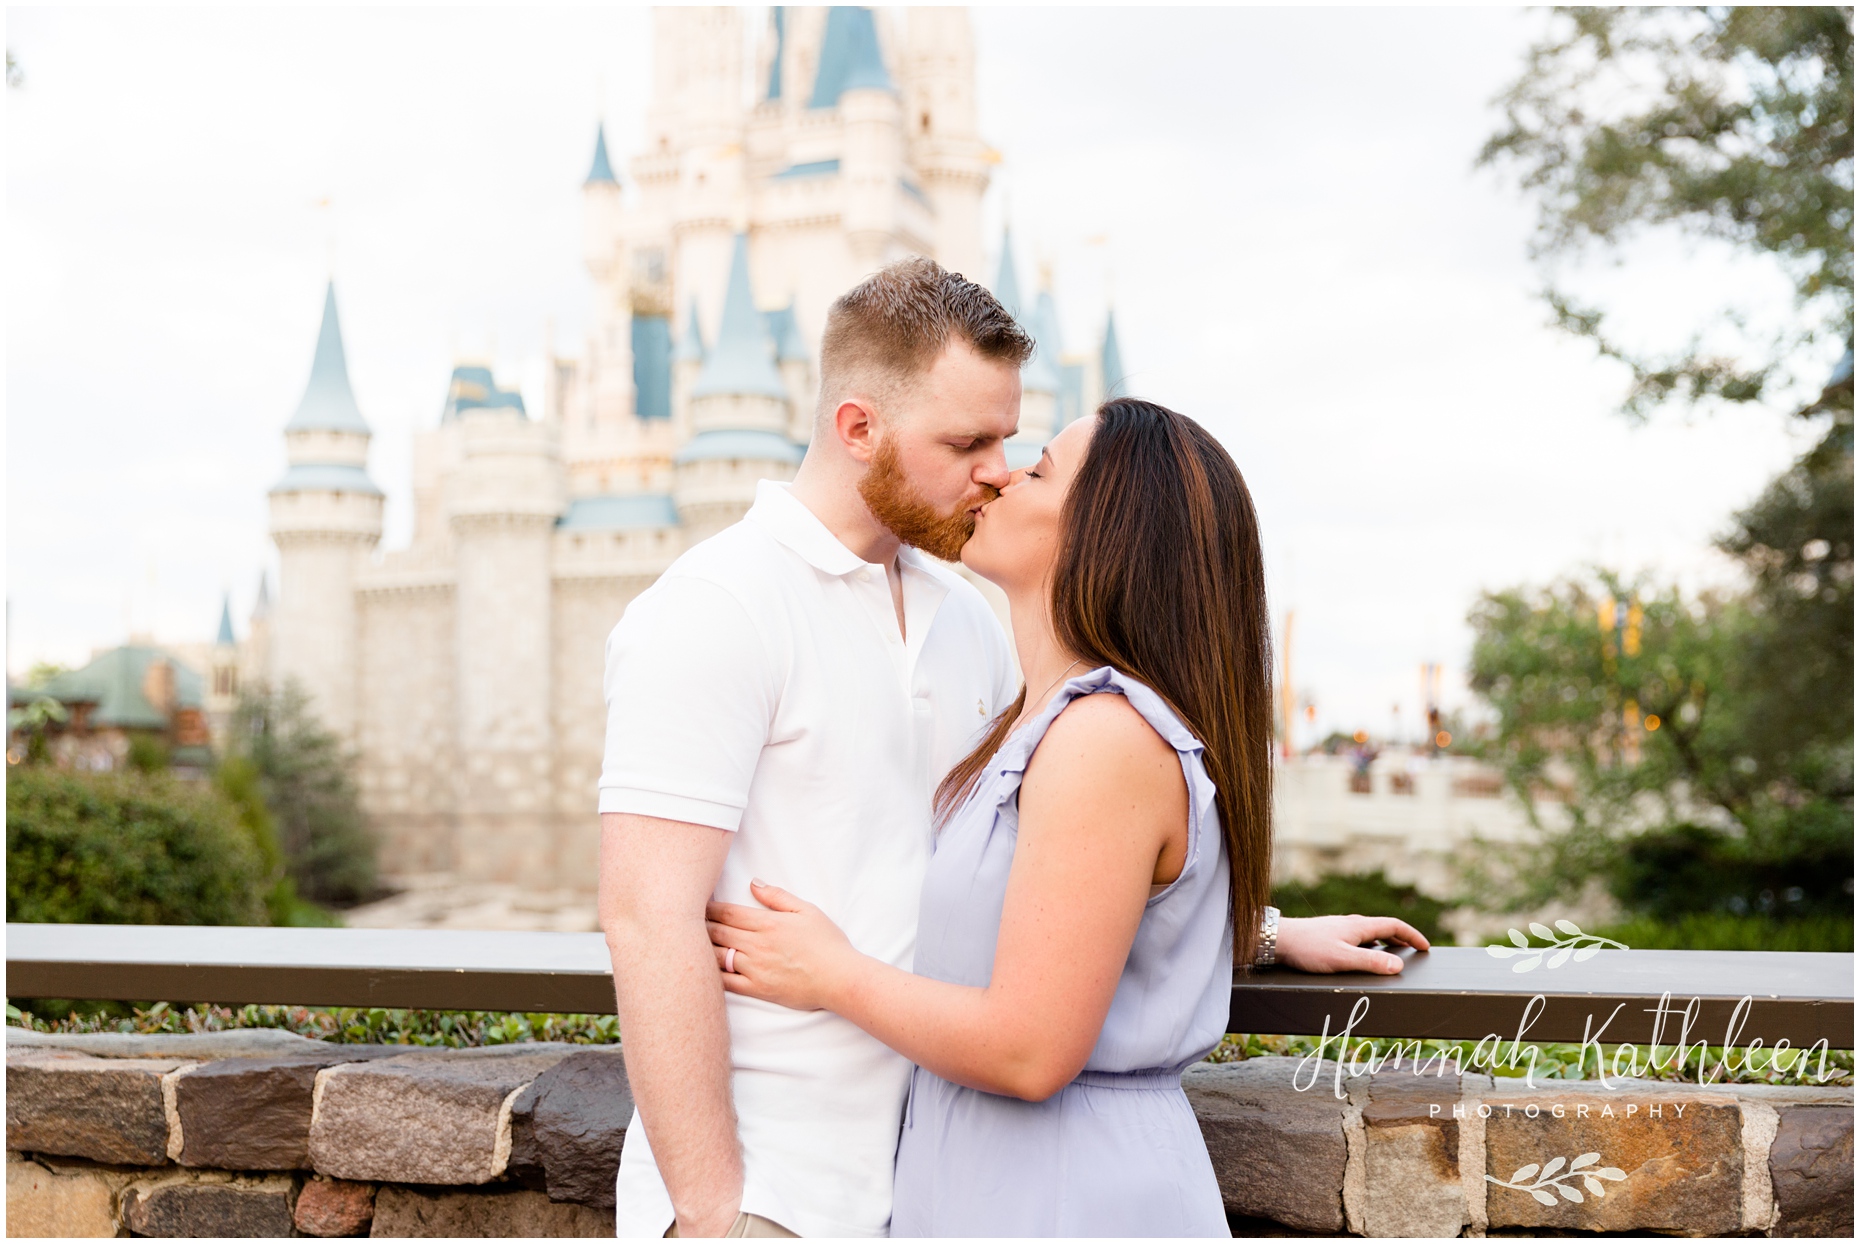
[974,452,1011,493]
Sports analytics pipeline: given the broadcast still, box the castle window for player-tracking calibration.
[920,112,931,134]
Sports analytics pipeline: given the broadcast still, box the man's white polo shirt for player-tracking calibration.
[600,479,1016,1238]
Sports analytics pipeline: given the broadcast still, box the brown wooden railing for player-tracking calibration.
[5,923,1852,1047]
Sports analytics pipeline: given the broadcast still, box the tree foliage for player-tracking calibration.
[1481,6,1853,416]
[226,682,378,906]
[1467,570,1851,917]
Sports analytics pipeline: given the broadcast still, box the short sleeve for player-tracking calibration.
[598,575,779,830]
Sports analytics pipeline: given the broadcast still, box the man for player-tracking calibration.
[600,258,1425,1238]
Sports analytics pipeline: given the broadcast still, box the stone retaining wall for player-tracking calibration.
[6,1029,1851,1238]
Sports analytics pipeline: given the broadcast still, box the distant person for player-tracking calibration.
[600,258,1427,1238]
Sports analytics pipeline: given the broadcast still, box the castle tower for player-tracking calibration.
[267,282,383,739]
[817,7,904,269]
[1101,308,1127,400]
[902,6,991,280]
[582,124,633,431]
[768,300,815,443]
[244,572,272,697]
[206,592,239,748]
[993,231,1056,467]
[673,233,802,542]
[671,302,706,444]
[442,369,567,887]
[654,6,747,347]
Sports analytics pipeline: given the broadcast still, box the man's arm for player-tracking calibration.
[600,812,739,1238]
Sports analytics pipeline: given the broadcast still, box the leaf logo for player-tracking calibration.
[1486,1152,1628,1204]
[1486,920,1627,972]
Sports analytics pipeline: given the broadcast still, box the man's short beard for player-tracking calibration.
[857,435,989,563]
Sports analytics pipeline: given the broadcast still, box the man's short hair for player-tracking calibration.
[817,256,1034,422]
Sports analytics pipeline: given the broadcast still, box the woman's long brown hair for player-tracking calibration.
[933,398,1275,964]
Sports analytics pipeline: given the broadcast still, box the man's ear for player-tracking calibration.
[834,397,880,463]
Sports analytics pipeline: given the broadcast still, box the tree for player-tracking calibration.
[1480,7,1852,416]
[1467,570,1850,919]
[226,682,378,906]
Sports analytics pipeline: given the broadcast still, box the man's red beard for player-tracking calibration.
[857,436,996,563]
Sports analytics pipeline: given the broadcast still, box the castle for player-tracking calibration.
[256,6,1127,889]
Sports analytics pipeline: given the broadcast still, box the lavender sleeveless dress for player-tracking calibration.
[890,667,1233,1237]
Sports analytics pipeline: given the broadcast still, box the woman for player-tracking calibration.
[706,399,1427,1236]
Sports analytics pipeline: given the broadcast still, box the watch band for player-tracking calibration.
[1253,904,1280,968]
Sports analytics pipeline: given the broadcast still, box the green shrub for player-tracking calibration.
[6,767,267,925]
[1271,869,1452,946]
[1589,913,1853,953]
[1611,816,1853,921]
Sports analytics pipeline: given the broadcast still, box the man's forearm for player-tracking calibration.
[600,812,742,1236]
[610,915,743,1233]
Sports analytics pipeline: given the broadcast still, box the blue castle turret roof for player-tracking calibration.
[1102,309,1127,400]
[809,7,893,108]
[585,124,618,186]
[285,282,370,434]
[691,235,788,401]
[216,593,236,646]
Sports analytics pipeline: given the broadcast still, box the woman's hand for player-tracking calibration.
[1274,914,1431,975]
[706,880,863,1012]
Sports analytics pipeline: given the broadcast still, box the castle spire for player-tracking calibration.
[809,7,893,108]
[216,592,236,647]
[1102,309,1127,399]
[993,229,1023,321]
[691,235,787,400]
[585,124,618,186]
[674,302,707,363]
[766,7,786,101]
[285,282,369,433]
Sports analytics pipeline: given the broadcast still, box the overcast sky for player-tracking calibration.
[5,5,1827,741]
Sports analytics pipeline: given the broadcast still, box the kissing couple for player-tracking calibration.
[598,258,1429,1238]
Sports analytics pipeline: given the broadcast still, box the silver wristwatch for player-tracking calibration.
[1252,905,1280,968]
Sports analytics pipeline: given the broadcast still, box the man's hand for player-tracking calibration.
[1274,914,1431,974]
[600,813,742,1237]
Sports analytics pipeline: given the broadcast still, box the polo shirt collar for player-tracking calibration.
[747,480,867,576]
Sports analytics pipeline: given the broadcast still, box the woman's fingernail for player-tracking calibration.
[751,878,768,888]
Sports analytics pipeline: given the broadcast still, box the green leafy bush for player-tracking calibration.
[8,1000,620,1049]
[1589,913,1853,953]
[1611,817,1854,921]
[1271,869,1452,946]
[6,767,266,925]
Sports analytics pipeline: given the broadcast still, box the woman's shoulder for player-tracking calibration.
[1028,688,1181,791]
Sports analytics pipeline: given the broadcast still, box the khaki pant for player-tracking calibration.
[665,1213,798,1238]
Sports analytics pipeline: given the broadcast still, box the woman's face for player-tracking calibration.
[959,415,1097,593]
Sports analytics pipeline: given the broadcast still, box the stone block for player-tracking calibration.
[509,1047,631,1208]
[6,1049,187,1165]
[174,1048,402,1171]
[295,1176,377,1237]
[121,1170,297,1238]
[6,1151,128,1238]
[1183,1057,1349,1233]
[7,1027,332,1059]
[1482,1086,1743,1235]
[1768,1104,1854,1238]
[1361,1066,1466,1238]
[369,1185,611,1237]
[310,1044,576,1186]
